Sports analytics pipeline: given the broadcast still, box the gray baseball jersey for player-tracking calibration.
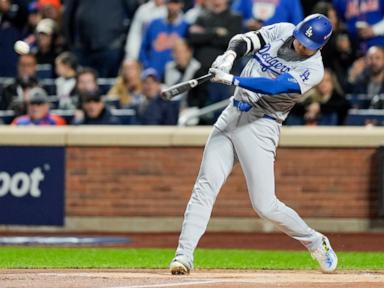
[236,23,324,122]
[172,22,326,270]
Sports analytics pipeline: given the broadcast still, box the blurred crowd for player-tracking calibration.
[0,0,383,126]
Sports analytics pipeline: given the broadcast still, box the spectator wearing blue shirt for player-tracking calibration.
[139,0,189,79]
[231,0,303,31]
[333,0,384,51]
[136,68,179,125]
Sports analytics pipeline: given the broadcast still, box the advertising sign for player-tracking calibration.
[0,147,65,225]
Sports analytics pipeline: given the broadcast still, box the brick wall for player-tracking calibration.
[66,147,379,219]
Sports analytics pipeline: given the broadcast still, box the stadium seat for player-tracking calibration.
[0,110,15,124]
[47,96,60,109]
[40,78,56,96]
[345,109,384,126]
[345,94,371,109]
[36,64,54,79]
[103,96,121,109]
[97,78,115,94]
[111,108,137,124]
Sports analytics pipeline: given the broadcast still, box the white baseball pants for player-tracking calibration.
[175,105,322,264]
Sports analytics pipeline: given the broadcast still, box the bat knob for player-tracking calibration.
[160,90,171,100]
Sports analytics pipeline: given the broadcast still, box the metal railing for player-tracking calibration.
[178,99,230,126]
[0,77,116,87]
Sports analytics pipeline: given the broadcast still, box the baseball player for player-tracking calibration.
[170,14,338,275]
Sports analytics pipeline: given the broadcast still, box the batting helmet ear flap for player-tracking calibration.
[293,14,333,50]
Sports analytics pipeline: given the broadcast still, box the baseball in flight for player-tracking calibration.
[14,40,30,55]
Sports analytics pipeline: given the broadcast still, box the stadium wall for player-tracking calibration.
[0,126,383,232]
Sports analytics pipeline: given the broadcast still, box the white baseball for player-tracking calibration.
[14,40,30,55]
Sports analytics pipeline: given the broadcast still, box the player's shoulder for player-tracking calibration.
[265,22,295,32]
[277,23,295,30]
[260,22,295,40]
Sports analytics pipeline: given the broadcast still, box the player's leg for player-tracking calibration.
[170,128,237,274]
[232,119,337,273]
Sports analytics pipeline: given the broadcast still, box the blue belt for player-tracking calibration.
[232,99,281,123]
[233,99,252,112]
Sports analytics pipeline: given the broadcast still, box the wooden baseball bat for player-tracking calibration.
[160,73,214,100]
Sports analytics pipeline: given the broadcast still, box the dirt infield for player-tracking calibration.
[2,269,384,288]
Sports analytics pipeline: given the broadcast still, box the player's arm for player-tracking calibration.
[211,31,266,73]
[209,68,301,95]
[227,31,266,57]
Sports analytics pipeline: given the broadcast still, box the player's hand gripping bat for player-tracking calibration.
[160,73,214,100]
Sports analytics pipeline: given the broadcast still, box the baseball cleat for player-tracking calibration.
[311,235,338,273]
[170,260,189,275]
[170,259,190,275]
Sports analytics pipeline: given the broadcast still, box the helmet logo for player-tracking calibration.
[305,26,313,38]
[324,30,332,40]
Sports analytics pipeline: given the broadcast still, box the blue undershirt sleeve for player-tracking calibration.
[233,73,301,95]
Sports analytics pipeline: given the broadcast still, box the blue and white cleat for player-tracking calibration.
[311,234,338,273]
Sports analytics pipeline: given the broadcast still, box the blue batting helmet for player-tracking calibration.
[293,14,333,50]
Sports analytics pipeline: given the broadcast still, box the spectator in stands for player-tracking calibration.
[62,0,130,77]
[0,0,28,76]
[305,69,350,125]
[287,69,350,126]
[184,0,207,24]
[231,0,303,31]
[139,0,189,78]
[352,46,384,101]
[55,51,78,109]
[312,2,357,91]
[23,1,43,37]
[11,86,66,126]
[107,59,143,108]
[301,0,321,16]
[135,68,179,125]
[333,0,384,53]
[188,0,242,72]
[37,0,62,21]
[72,91,121,125]
[188,0,242,120]
[75,67,99,103]
[164,39,202,109]
[32,18,60,78]
[0,53,40,116]
[124,0,167,60]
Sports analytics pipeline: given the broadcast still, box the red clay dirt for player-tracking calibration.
[1,269,384,288]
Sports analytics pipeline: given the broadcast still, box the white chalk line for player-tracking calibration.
[110,279,223,288]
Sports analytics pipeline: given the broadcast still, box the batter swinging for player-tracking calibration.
[170,14,338,274]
